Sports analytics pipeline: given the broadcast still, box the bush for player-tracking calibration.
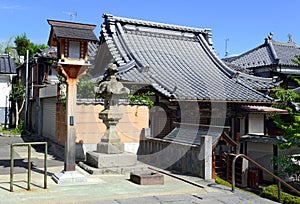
[260,184,300,204]
[215,176,232,188]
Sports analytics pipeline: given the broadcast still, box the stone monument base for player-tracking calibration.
[86,151,137,168]
[52,171,87,184]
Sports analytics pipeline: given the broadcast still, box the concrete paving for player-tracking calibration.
[0,135,277,204]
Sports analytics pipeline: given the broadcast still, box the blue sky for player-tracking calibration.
[0,0,299,57]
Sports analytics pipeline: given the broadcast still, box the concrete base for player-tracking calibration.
[52,171,87,184]
[86,151,137,168]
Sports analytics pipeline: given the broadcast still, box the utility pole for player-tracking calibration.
[25,50,29,128]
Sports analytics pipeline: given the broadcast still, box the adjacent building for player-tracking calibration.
[0,54,17,127]
[223,32,300,89]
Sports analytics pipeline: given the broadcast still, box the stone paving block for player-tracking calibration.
[116,196,159,204]
[154,194,202,203]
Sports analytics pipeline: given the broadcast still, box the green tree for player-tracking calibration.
[9,84,26,128]
[272,82,300,149]
[0,36,13,54]
[14,33,48,57]
[270,57,300,179]
[77,73,95,99]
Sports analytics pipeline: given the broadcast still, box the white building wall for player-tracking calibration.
[0,75,13,125]
[248,113,264,134]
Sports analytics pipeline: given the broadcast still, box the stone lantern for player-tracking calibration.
[94,62,130,154]
[85,63,137,170]
[47,19,98,183]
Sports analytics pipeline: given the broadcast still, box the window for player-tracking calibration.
[68,41,80,59]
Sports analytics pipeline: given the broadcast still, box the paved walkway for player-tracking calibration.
[0,135,277,204]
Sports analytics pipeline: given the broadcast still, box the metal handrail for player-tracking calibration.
[231,153,300,202]
[10,142,47,192]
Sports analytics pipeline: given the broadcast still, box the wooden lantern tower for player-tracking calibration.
[47,19,98,183]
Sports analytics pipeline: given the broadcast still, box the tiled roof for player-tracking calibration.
[272,41,300,66]
[241,105,288,113]
[235,72,278,90]
[99,14,273,102]
[34,46,57,59]
[163,126,222,145]
[224,35,300,69]
[0,54,16,74]
[241,134,287,144]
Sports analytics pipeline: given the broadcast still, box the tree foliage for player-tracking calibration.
[14,33,48,57]
[0,36,14,54]
[77,73,95,99]
[269,56,300,179]
[272,80,300,149]
[129,91,155,107]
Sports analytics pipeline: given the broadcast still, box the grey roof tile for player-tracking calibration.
[34,46,57,59]
[0,54,16,74]
[100,14,273,102]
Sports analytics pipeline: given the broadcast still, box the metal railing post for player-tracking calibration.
[10,144,14,192]
[44,143,47,189]
[278,181,281,203]
[27,144,31,190]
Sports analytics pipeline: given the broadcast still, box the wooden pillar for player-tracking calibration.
[64,77,77,171]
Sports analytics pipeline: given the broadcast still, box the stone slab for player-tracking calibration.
[130,171,164,185]
[52,170,87,184]
[86,151,137,168]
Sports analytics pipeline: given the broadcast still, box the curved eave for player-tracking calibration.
[103,14,273,103]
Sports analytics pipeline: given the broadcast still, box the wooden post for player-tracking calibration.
[64,77,77,171]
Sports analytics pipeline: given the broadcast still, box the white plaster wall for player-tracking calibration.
[248,114,264,134]
[0,77,11,107]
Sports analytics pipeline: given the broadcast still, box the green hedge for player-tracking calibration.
[260,184,300,204]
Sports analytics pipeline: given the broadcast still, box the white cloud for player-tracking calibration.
[0,4,25,10]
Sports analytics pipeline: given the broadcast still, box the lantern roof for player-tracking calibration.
[47,19,98,46]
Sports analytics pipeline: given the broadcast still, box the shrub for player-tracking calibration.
[260,184,300,204]
[215,176,232,188]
